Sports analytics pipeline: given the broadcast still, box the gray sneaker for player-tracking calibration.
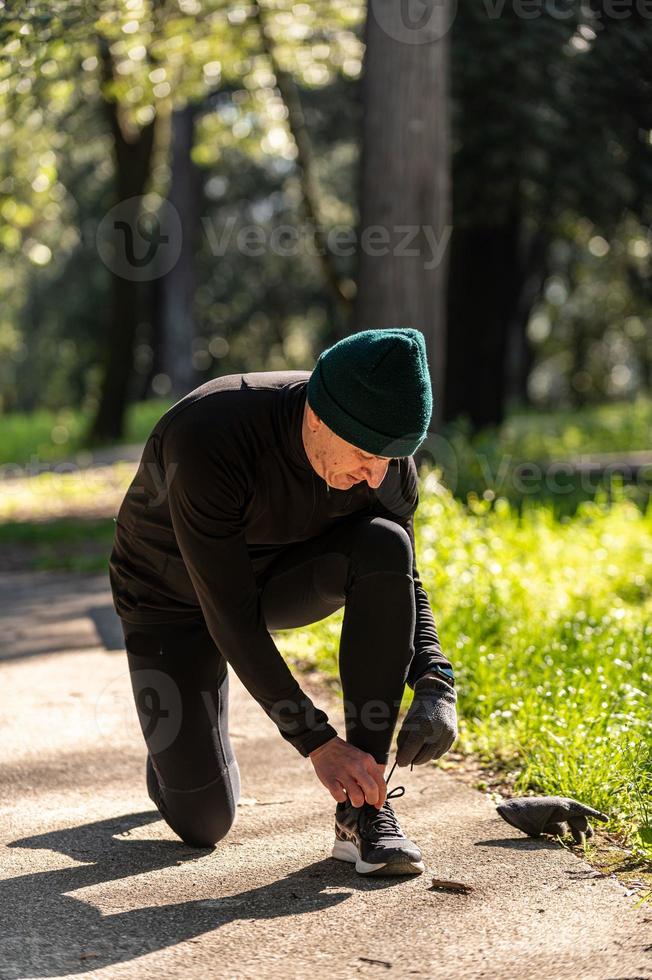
[332,787,424,876]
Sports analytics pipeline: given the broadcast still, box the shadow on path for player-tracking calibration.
[2,810,402,978]
[0,572,123,661]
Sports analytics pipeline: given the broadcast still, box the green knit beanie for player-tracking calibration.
[307,327,433,457]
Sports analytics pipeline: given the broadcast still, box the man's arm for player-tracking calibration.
[371,457,455,689]
[161,417,337,757]
[402,511,455,689]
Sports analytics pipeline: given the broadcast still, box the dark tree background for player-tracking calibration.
[1,0,651,443]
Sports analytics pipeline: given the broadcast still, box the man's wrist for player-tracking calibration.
[416,665,455,689]
[307,733,338,759]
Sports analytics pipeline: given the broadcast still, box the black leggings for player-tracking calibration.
[121,514,416,847]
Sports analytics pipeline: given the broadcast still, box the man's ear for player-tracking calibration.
[306,402,322,433]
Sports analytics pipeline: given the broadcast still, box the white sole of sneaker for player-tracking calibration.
[332,838,425,876]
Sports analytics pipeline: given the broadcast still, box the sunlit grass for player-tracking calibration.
[0,399,173,468]
[277,473,652,852]
[499,394,652,458]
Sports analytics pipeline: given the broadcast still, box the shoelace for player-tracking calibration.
[385,757,415,795]
[384,758,406,793]
[360,758,412,838]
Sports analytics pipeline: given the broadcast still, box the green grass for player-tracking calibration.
[0,400,173,468]
[277,475,652,858]
[438,395,652,513]
[0,518,114,571]
[496,394,652,458]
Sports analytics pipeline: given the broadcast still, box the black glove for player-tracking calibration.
[496,796,609,845]
[396,675,458,767]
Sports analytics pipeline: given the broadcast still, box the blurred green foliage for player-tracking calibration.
[447,1,652,424]
[0,1,650,420]
[528,215,652,405]
[0,0,364,416]
[496,395,652,459]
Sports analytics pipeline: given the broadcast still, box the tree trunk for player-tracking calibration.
[354,0,451,432]
[253,0,353,323]
[88,48,157,444]
[159,104,202,397]
[504,230,550,410]
[444,200,522,431]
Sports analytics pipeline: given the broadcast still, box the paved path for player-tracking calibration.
[0,572,650,979]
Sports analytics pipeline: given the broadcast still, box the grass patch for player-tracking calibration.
[0,518,114,572]
[2,394,651,517]
[0,399,173,468]
[494,394,652,458]
[277,475,652,861]
[439,394,652,513]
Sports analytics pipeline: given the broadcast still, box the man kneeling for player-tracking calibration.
[109,328,457,876]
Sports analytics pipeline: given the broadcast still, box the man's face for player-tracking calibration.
[303,403,392,491]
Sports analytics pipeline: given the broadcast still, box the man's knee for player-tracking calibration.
[159,777,239,848]
[352,516,413,576]
[178,805,237,848]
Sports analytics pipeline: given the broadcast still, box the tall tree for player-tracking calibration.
[252,0,354,323]
[159,103,202,398]
[89,41,158,442]
[354,0,451,431]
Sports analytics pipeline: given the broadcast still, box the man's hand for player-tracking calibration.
[309,736,387,808]
[396,674,458,767]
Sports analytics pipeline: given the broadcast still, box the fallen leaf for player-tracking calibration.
[254,799,293,806]
[429,878,474,895]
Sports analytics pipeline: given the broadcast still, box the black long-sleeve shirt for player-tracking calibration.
[109,370,453,757]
